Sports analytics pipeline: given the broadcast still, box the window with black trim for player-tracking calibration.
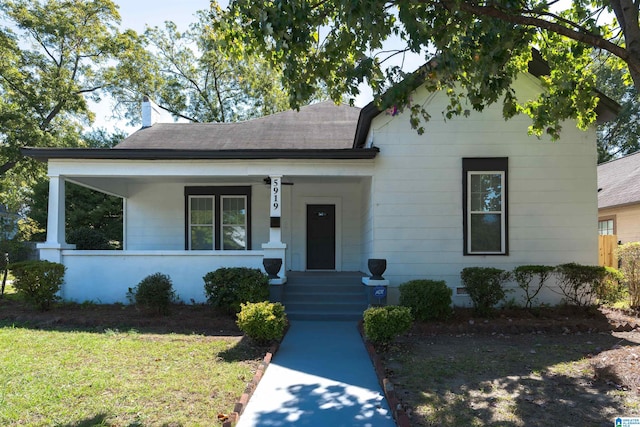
[463,158,508,255]
[185,186,251,250]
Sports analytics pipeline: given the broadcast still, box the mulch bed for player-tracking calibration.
[0,298,240,336]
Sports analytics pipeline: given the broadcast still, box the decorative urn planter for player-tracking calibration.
[367,258,387,280]
[263,258,282,279]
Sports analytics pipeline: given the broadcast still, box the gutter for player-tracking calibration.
[21,147,380,161]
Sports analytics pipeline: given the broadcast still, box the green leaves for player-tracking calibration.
[227,0,637,139]
[125,7,291,124]
[0,0,140,209]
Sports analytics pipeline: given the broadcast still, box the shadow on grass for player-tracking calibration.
[58,413,110,427]
[0,299,243,337]
[388,331,638,426]
[218,335,271,362]
[58,413,158,427]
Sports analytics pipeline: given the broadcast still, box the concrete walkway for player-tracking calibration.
[236,321,395,427]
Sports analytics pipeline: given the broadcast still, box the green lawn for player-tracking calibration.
[0,325,262,426]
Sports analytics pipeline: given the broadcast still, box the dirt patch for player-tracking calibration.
[381,306,640,426]
[0,298,240,335]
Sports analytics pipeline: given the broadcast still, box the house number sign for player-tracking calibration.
[270,176,282,217]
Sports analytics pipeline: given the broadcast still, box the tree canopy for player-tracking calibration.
[106,6,296,125]
[595,58,640,162]
[0,0,303,215]
[0,0,146,208]
[225,0,639,138]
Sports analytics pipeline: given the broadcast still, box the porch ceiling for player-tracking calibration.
[66,175,368,198]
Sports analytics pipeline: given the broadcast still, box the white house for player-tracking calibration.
[23,68,616,307]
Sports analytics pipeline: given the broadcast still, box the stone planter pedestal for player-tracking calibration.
[263,257,286,302]
[363,258,389,306]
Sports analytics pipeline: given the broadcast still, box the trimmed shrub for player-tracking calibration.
[203,267,269,314]
[236,301,288,343]
[67,227,111,250]
[127,272,176,314]
[10,260,66,310]
[512,265,555,309]
[363,306,413,345]
[554,263,607,307]
[595,267,627,305]
[617,242,640,308]
[460,267,511,317]
[399,279,452,321]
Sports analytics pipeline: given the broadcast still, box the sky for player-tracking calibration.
[116,0,213,32]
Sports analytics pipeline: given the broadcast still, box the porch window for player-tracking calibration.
[463,158,508,255]
[189,196,214,250]
[185,186,251,250]
[221,196,247,250]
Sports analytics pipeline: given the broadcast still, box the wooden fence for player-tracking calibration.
[598,234,618,268]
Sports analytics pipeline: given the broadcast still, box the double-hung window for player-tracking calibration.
[221,196,248,250]
[463,158,508,255]
[185,187,251,250]
[189,196,215,250]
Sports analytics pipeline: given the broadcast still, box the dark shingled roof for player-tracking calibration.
[598,151,640,209]
[114,101,361,150]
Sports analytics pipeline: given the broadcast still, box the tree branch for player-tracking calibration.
[436,0,637,75]
[155,103,199,122]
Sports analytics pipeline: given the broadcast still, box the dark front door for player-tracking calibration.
[306,204,336,270]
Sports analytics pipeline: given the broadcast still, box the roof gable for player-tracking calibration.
[598,151,640,209]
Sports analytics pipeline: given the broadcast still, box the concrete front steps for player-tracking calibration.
[282,272,368,321]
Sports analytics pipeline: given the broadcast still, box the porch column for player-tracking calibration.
[37,175,75,263]
[262,175,287,285]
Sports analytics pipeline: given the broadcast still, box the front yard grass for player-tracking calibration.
[0,324,264,426]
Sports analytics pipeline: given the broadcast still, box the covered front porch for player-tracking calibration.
[34,155,376,303]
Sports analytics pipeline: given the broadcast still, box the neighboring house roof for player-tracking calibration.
[598,150,640,209]
[115,101,360,150]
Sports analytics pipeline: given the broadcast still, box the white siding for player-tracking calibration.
[125,182,271,250]
[368,77,598,304]
[61,250,264,303]
[125,182,184,250]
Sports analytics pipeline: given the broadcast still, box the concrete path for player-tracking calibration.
[236,321,395,427]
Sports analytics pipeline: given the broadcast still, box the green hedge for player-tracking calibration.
[363,306,413,345]
[10,260,66,310]
[236,301,288,343]
[399,279,452,321]
[203,267,269,313]
[460,267,511,316]
[127,272,177,314]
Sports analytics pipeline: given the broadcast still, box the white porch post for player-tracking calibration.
[37,175,75,263]
[262,175,287,284]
